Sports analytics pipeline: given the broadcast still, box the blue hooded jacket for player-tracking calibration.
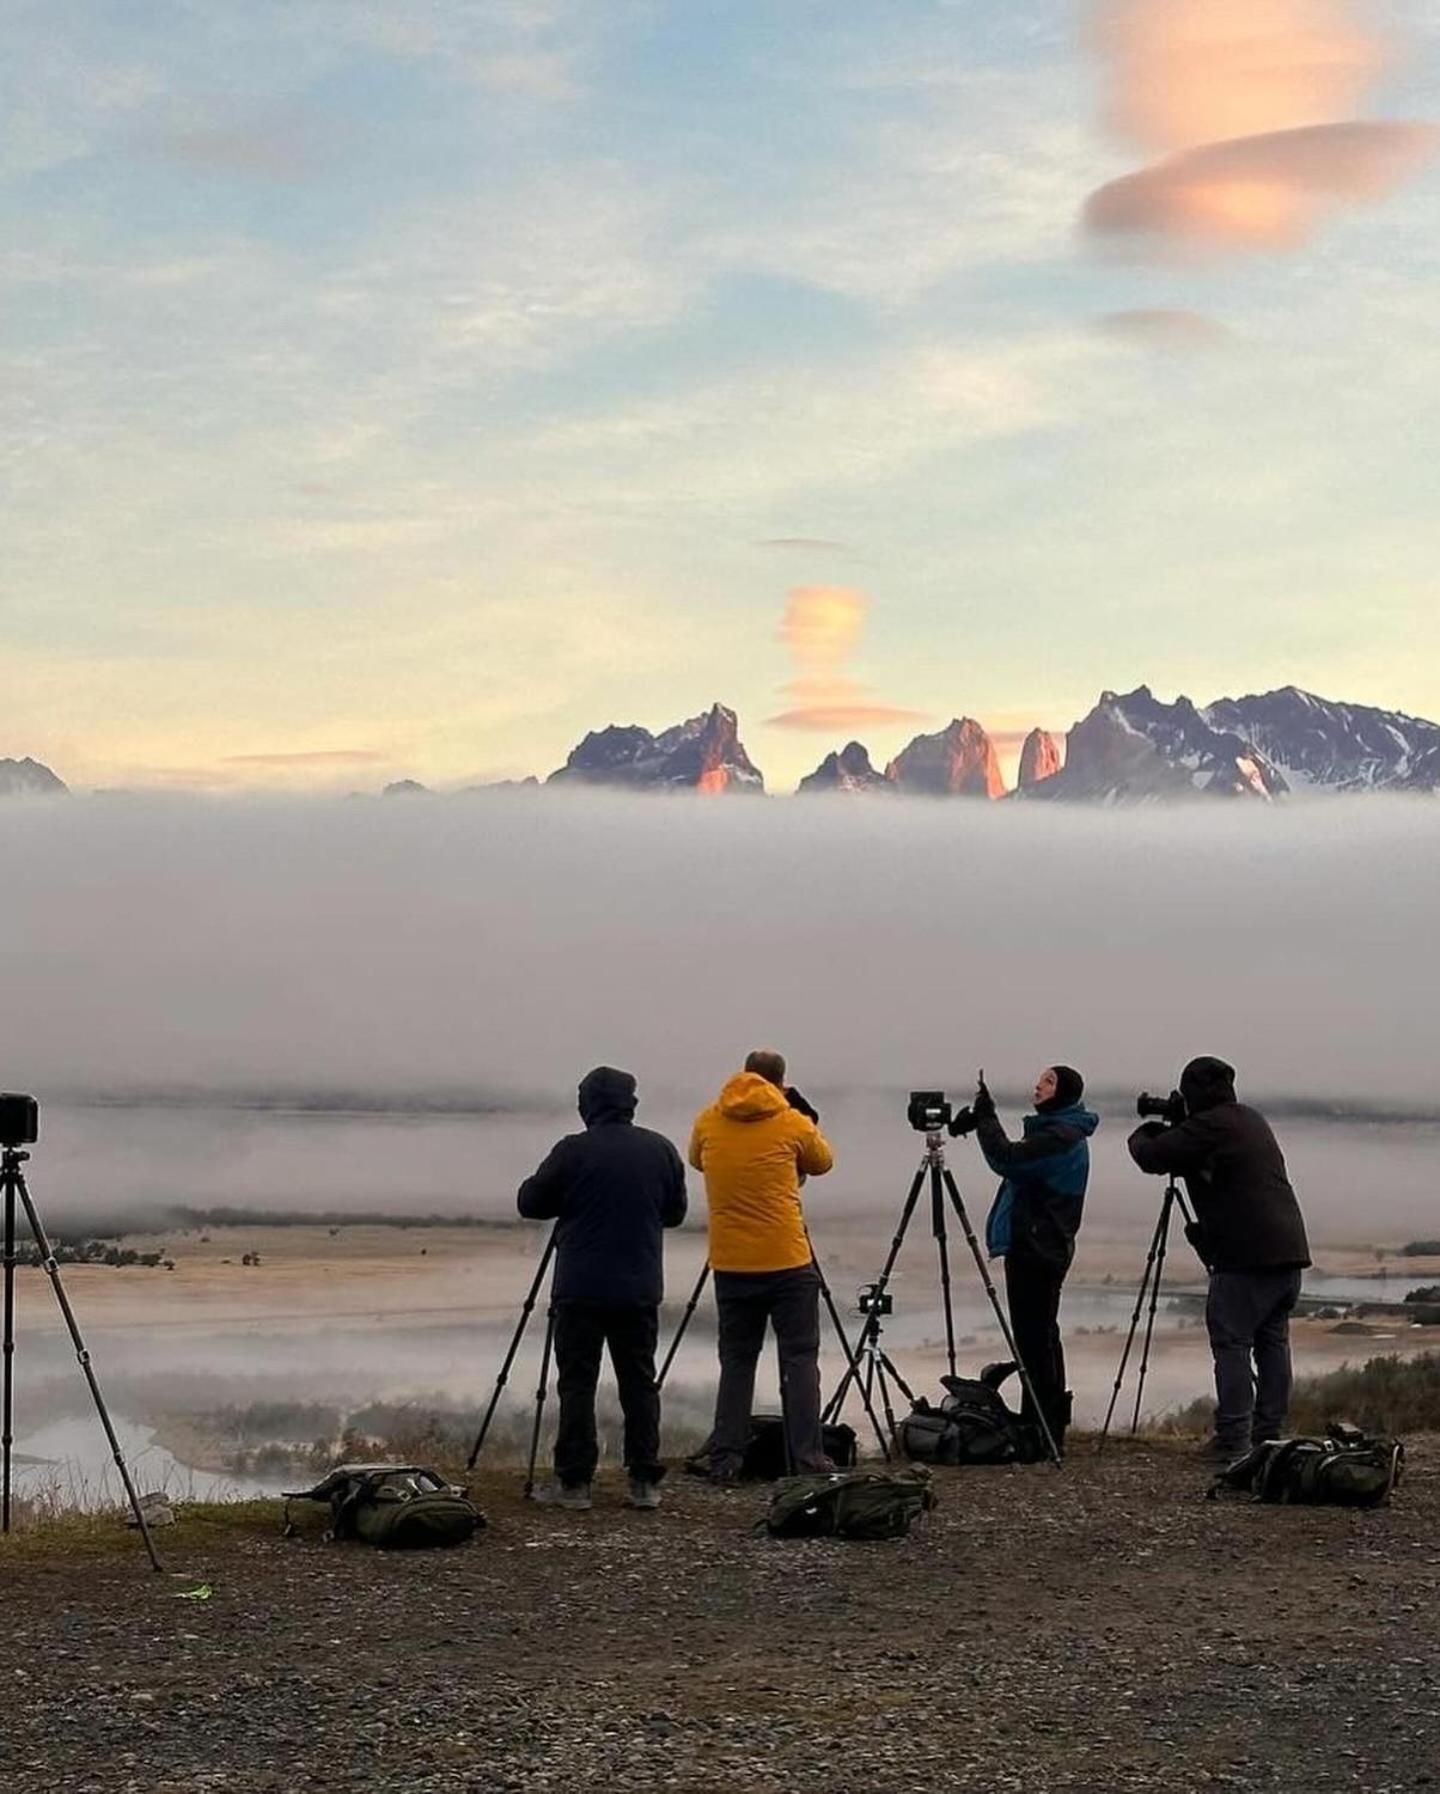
[979,1100,1099,1264]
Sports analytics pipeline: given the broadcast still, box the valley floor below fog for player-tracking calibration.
[2,1441,1437,1794]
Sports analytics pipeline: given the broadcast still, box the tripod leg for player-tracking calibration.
[1097,1199,1168,1453]
[940,1168,1063,1467]
[523,1305,557,1498]
[930,1163,960,1382]
[12,1171,162,1569]
[2,1174,15,1534]
[467,1230,557,1469]
[656,1261,710,1393]
[810,1249,890,1461]
[1129,1190,1175,1436]
[824,1162,927,1418]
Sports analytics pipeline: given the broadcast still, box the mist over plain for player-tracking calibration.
[4,792,1438,1239]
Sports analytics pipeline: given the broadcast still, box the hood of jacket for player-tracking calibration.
[578,1065,638,1127]
[1024,1100,1099,1139]
[716,1071,790,1123]
[1179,1056,1237,1116]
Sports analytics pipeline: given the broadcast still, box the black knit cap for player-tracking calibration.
[1044,1065,1085,1110]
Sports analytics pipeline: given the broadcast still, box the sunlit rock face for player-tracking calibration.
[1017,729,1062,790]
[549,704,764,793]
[796,742,895,795]
[885,718,1005,798]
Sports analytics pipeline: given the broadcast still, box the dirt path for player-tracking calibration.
[2,1441,1436,1794]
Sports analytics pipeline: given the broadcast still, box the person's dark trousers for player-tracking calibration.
[552,1301,663,1487]
[1206,1268,1303,1451]
[710,1265,831,1476]
[1003,1245,1070,1446]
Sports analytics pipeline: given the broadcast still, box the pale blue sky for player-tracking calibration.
[2,0,1437,790]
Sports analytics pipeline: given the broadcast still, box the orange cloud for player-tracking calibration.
[770,586,925,735]
[1086,121,1438,250]
[1083,0,1436,255]
[1092,0,1383,153]
[767,704,927,732]
[779,586,868,668]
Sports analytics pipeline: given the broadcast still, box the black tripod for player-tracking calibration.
[466,1227,558,1493]
[2,1144,163,1569]
[654,1242,892,1461]
[1097,1174,1196,1450]
[824,1125,1063,1466]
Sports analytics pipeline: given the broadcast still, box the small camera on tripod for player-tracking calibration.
[907,1090,952,1133]
[0,1094,38,1149]
[857,1282,893,1317]
[1136,1089,1186,1126]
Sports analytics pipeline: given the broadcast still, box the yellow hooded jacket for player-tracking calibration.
[688,1072,835,1273]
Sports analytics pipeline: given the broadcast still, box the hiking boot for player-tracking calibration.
[532,1480,592,1511]
[626,1477,662,1511]
[1198,1437,1245,1464]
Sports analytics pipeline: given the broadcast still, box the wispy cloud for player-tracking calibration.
[222,749,387,767]
[1098,307,1232,348]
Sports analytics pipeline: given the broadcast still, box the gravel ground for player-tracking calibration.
[2,1439,1437,1794]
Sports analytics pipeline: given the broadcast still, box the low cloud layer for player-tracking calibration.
[1084,0,1436,253]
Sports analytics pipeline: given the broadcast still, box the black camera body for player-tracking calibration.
[0,1092,39,1148]
[857,1282,894,1318]
[907,1090,952,1133]
[1136,1089,1186,1127]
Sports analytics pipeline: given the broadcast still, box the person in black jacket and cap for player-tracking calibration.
[518,1067,687,1511]
[1128,1057,1310,1459]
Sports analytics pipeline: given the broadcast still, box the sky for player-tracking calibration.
[2,0,1438,794]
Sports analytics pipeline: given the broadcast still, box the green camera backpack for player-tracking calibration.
[764,1467,937,1540]
[284,1464,485,1548]
[1210,1424,1403,1509]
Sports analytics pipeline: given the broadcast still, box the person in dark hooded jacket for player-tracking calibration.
[959,1065,1098,1452]
[517,1067,687,1510]
[1127,1056,1310,1457]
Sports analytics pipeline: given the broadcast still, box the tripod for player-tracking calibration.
[1097,1174,1196,1450]
[823,1126,1063,1466]
[2,1144,163,1570]
[655,1242,892,1462]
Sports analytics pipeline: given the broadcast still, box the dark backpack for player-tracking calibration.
[900,1365,1043,1467]
[684,1416,858,1481]
[1210,1423,1404,1508]
[284,1464,486,1548]
[764,1467,936,1540]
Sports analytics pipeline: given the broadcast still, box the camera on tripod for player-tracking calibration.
[907,1090,952,1133]
[856,1282,893,1318]
[0,1094,38,1149]
[1136,1089,1186,1127]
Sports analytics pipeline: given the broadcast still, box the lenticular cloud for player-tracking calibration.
[1083,0,1436,255]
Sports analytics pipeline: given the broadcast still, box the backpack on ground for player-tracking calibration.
[683,1416,858,1481]
[1209,1423,1404,1508]
[899,1364,1043,1467]
[764,1467,936,1540]
[283,1463,486,1548]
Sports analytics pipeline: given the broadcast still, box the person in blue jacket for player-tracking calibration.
[957,1066,1098,1452]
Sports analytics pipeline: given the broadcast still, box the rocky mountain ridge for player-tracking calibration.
[10,686,1440,803]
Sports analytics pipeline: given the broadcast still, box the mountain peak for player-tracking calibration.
[0,756,68,798]
[797,741,895,794]
[549,705,763,793]
[886,717,1005,798]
